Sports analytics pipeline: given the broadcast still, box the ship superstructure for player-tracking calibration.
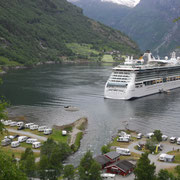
[104,51,180,100]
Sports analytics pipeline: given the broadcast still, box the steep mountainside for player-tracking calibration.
[71,0,180,56]
[119,0,180,56]
[0,0,139,65]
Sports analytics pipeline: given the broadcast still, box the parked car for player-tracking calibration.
[11,141,20,148]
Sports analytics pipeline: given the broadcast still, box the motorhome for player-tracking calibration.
[25,123,34,128]
[116,147,131,156]
[159,153,175,162]
[32,142,41,148]
[117,137,129,142]
[44,128,52,135]
[11,141,20,148]
[30,124,39,130]
[119,131,131,138]
[162,135,168,141]
[170,137,176,143]
[101,173,115,180]
[146,133,154,139]
[10,121,17,127]
[17,122,24,127]
[26,138,38,144]
[18,136,28,143]
[177,137,180,145]
[137,133,142,139]
[7,120,12,125]
[62,130,67,136]
[1,138,11,146]
[38,126,48,132]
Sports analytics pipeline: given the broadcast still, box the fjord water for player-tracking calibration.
[1,63,180,164]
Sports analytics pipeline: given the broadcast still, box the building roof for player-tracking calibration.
[94,155,110,166]
[104,151,120,160]
[105,160,135,172]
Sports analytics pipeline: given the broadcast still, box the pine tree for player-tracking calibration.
[134,153,156,180]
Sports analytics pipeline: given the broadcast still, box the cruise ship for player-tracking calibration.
[104,51,180,100]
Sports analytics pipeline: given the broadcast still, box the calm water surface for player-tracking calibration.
[1,63,180,164]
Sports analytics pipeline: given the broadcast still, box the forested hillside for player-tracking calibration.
[0,0,139,66]
[71,0,180,56]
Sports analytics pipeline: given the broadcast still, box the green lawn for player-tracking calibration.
[49,129,69,144]
[167,151,180,163]
[101,55,114,62]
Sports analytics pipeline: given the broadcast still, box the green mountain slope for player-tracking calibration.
[0,0,140,65]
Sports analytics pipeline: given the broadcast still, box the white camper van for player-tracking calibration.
[116,147,131,156]
[11,141,20,148]
[146,133,154,139]
[137,133,142,139]
[101,173,115,179]
[26,138,38,144]
[44,128,52,135]
[18,136,28,143]
[1,138,11,146]
[170,137,176,143]
[38,126,48,132]
[162,135,168,141]
[10,121,17,127]
[177,137,180,145]
[62,130,67,136]
[117,137,129,142]
[25,123,34,129]
[32,142,41,149]
[30,124,39,130]
[17,122,24,127]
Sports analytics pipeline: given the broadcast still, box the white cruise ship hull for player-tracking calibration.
[104,80,180,100]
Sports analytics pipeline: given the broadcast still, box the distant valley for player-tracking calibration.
[71,0,180,56]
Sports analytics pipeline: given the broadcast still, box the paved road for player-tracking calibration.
[7,128,47,141]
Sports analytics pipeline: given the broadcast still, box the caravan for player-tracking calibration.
[1,138,11,146]
[26,138,38,144]
[170,137,176,143]
[17,122,24,127]
[44,128,52,135]
[116,147,131,156]
[177,137,180,145]
[117,137,129,142]
[18,136,28,143]
[25,123,34,129]
[10,121,17,127]
[30,124,39,130]
[11,141,20,148]
[32,142,41,148]
[38,126,48,132]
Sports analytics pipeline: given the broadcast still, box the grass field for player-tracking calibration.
[167,151,180,163]
[49,129,69,143]
[66,43,99,59]
[101,55,114,62]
